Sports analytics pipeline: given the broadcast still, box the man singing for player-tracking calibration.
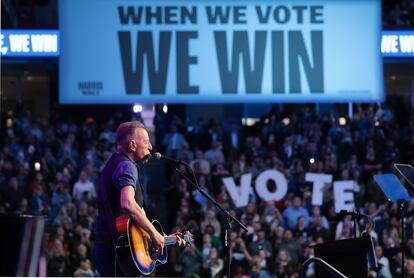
[93,121,164,276]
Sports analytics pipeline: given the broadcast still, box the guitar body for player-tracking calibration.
[115,216,168,276]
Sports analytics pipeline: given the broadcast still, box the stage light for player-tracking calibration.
[163,104,168,114]
[133,104,142,113]
[241,118,259,126]
[339,117,347,126]
[6,118,13,127]
[375,121,380,126]
[310,158,315,164]
[34,162,41,171]
[282,117,290,126]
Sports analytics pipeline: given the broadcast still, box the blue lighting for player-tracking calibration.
[1,29,60,57]
[382,31,414,58]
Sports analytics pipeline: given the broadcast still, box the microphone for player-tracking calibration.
[152,152,182,164]
[338,210,376,235]
[338,210,363,220]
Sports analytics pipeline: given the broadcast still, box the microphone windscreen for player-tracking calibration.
[153,152,162,160]
[339,209,348,215]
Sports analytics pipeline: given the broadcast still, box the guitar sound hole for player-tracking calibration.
[142,235,159,260]
[149,245,160,260]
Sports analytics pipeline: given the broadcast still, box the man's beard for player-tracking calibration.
[134,152,151,164]
[142,153,151,163]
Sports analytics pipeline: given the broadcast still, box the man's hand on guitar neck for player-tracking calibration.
[171,232,186,247]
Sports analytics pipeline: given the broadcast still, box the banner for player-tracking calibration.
[381,30,414,57]
[0,30,59,57]
[59,0,383,104]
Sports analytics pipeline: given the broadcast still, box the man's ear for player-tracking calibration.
[129,140,136,151]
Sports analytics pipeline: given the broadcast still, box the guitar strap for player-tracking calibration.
[137,166,154,222]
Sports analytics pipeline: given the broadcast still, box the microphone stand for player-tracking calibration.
[340,210,363,239]
[351,211,359,239]
[168,160,248,278]
[397,199,407,278]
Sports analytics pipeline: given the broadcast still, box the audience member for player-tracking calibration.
[0,101,413,277]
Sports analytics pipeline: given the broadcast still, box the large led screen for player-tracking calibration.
[59,0,383,104]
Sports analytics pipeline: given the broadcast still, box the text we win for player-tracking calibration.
[4,34,58,53]
[118,5,325,95]
[381,34,414,54]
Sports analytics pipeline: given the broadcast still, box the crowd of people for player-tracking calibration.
[382,0,414,27]
[0,101,414,277]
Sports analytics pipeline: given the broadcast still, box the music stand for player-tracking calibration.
[374,173,412,278]
[394,163,414,190]
[373,174,411,203]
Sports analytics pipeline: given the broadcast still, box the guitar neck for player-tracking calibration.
[164,236,178,246]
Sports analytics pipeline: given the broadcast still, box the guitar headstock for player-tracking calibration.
[182,231,194,246]
[169,231,194,247]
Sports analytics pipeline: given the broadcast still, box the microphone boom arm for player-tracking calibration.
[169,158,247,233]
[158,154,247,278]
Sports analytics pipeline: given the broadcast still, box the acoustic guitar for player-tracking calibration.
[115,215,193,276]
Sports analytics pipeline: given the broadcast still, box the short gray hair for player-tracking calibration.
[116,121,145,145]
